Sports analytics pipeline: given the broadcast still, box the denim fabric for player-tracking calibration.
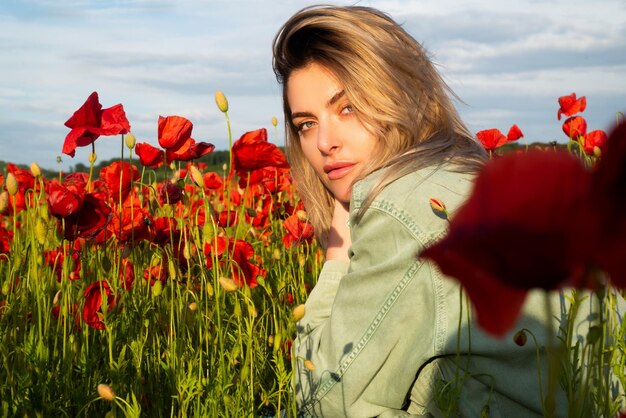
[293,163,625,418]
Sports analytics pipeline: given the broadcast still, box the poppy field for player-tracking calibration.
[0,91,625,417]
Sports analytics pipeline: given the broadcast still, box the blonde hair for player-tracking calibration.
[273,5,486,247]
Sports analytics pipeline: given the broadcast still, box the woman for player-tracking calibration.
[272,5,619,417]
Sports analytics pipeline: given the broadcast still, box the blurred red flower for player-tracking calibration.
[557,92,586,120]
[590,121,626,287]
[62,92,130,157]
[82,280,116,330]
[0,226,12,256]
[420,150,594,336]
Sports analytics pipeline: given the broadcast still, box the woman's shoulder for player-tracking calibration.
[353,162,476,211]
[350,162,477,243]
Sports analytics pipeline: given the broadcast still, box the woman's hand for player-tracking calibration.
[326,200,351,261]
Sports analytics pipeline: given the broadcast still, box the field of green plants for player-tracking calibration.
[0,91,624,417]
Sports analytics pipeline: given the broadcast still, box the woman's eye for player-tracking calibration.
[341,104,354,114]
[297,121,315,133]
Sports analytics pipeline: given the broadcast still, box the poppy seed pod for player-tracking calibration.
[5,173,18,196]
[215,90,229,113]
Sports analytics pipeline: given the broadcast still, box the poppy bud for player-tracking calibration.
[97,383,116,401]
[513,329,527,346]
[30,162,41,178]
[296,210,308,222]
[303,359,316,371]
[247,301,258,318]
[35,218,47,245]
[5,173,18,196]
[125,133,136,149]
[53,290,61,305]
[272,248,282,260]
[298,254,306,267]
[273,333,282,352]
[215,90,229,113]
[267,335,274,347]
[219,277,238,292]
[0,191,9,213]
[222,163,228,172]
[189,165,204,188]
[593,146,602,158]
[292,304,305,322]
[152,280,163,297]
[429,197,448,220]
[272,116,278,127]
[188,302,198,312]
[89,152,97,164]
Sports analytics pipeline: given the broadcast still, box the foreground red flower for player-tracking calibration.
[420,151,594,336]
[63,92,130,157]
[590,121,626,287]
[557,92,586,120]
[421,119,626,336]
[156,115,214,164]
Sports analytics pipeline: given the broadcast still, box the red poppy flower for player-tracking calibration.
[282,213,314,248]
[232,128,289,175]
[135,142,164,168]
[119,259,134,291]
[157,115,193,152]
[7,163,35,192]
[476,125,523,152]
[100,161,140,203]
[203,172,224,190]
[557,92,586,120]
[590,120,626,287]
[82,280,116,330]
[582,130,608,156]
[108,202,153,244]
[63,92,131,157]
[229,239,266,288]
[0,226,13,256]
[158,182,184,205]
[63,194,112,241]
[420,150,594,336]
[562,116,587,139]
[47,181,84,218]
[217,210,238,228]
[166,140,215,164]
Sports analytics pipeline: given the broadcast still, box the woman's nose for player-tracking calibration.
[316,121,340,155]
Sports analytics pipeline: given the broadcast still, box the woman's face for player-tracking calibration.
[287,62,378,205]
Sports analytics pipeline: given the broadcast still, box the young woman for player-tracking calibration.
[272,5,621,417]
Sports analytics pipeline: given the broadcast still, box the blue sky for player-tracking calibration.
[1,0,625,169]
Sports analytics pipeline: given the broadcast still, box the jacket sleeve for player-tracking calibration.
[293,203,447,417]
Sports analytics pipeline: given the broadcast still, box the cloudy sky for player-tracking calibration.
[1,0,625,170]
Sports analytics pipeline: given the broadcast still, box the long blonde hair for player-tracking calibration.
[273,5,486,247]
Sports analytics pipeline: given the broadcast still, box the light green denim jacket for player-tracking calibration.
[293,163,625,417]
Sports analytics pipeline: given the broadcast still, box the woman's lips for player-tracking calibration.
[324,163,355,180]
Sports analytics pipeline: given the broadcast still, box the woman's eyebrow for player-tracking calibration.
[290,90,346,120]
